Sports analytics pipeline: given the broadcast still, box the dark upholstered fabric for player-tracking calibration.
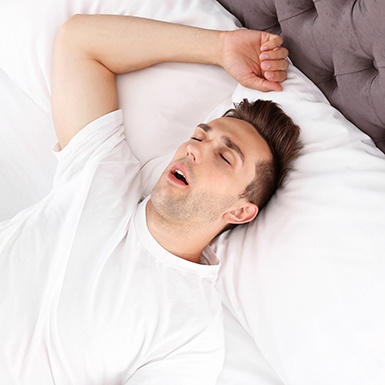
[217,0,385,153]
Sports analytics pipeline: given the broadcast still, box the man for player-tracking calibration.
[0,15,300,384]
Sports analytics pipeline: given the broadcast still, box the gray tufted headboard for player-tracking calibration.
[217,0,385,154]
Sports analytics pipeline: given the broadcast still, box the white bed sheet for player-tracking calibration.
[1,0,385,384]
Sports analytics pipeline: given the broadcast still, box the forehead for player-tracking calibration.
[203,117,272,163]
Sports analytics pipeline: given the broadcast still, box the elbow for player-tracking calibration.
[59,13,87,32]
[54,14,89,55]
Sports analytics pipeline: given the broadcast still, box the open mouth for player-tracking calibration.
[173,169,189,185]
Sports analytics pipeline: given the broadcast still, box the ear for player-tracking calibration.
[223,202,259,225]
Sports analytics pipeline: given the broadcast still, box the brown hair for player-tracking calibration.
[224,99,302,211]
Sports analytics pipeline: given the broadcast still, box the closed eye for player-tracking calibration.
[220,154,231,165]
[191,135,231,165]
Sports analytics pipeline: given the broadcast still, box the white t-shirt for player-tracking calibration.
[0,110,224,385]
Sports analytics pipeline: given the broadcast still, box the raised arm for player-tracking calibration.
[52,15,288,148]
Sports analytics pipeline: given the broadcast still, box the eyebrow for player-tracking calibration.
[197,123,212,133]
[197,123,245,165]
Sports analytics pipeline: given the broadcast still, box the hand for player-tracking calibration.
[219,29,289,92]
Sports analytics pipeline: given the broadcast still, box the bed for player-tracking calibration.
[1,0,384,384]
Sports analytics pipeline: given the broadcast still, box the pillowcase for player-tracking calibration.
[212,64,385,385]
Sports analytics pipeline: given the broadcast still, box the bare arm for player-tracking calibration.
[52,15,288,148]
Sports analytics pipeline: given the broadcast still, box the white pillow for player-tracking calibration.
[212,64,385,385]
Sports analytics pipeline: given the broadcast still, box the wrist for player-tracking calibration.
[186,28,224,67]
[215,30,227,67]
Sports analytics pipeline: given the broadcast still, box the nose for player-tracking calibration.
[186,142,202,164]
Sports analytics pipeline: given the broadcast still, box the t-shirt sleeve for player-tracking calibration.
[52,110,138,188]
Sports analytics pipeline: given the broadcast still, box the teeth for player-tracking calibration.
[174,169,188,184]
[175,169,185,178]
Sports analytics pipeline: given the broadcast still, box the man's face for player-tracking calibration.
[150,116,272,229]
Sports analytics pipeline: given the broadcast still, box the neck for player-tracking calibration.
[145,199,220,264]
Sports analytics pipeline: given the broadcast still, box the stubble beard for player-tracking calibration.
[150,182,238,231]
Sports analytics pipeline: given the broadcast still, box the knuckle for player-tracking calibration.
[279,71,288,81]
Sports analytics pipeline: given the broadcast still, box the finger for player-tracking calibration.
[264,70,287,83]
[264,81,283,92]
[254,79,283,92]
[261,58,289,73]
[240,74,283,92]
[260,35,284,52]
[260,46,289,61]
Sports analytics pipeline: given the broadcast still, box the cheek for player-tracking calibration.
[204,169,244,196]
[204,165,228,182]
[216,171,253,195]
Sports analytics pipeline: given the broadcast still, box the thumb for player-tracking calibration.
[242,76,283,92]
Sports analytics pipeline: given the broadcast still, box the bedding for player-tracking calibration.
[1,0,384,384]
